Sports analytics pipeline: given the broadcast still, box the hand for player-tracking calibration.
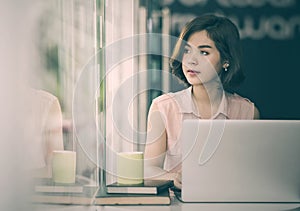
[174,170,182,190]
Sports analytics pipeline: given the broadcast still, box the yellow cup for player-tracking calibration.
[52,150,76,183]
[117,152,144,185]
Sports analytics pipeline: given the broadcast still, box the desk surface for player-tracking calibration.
[32,196,300,211]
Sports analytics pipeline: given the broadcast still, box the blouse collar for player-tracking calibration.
[178,86,229,119]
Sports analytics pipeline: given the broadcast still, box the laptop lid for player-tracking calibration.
[181,120,300,202]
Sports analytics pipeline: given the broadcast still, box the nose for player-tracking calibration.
[185,52,198,66]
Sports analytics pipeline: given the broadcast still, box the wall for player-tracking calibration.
[161,0,300,119]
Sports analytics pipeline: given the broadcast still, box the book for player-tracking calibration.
[34,178,87,193]
[106,179,174,194]
[31,186,99,205]
[31,186,171,205]
[94,187,171,205]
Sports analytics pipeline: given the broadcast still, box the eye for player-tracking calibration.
[200,51,209,55]
[183,47,191,54]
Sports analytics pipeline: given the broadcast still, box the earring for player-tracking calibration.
[224,63,229,72]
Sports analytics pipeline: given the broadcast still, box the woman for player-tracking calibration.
[26,89,64,178]
[144,14,260,188]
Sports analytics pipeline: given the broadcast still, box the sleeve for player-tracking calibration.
[43,96,64,161]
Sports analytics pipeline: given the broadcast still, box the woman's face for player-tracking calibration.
[182,30,223,86]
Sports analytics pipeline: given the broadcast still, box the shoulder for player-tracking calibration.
[226,92,259,119]
[150,89,190,115]
[152,88,189,107]
[35,90,58,102]
[33,90,60,113]
[226,92,253,106]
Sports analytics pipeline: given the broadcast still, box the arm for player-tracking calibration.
[45,98,64,155]
[144,102,177,181]
[45,98,64,176]
[34,97,64,178]
[254,105,260,119]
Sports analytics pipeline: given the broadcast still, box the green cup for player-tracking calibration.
[52,150,76,183]
[117,152,144,185]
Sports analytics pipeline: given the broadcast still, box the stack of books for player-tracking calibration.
[34,178,85,193]
[31,179,174,205]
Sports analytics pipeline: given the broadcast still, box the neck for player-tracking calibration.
[192,81,223,105]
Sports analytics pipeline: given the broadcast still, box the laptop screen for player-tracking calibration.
[181,120,300,202]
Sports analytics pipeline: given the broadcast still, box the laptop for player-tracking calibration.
[180,119,300,202]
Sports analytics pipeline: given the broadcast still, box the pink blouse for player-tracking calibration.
[149,87,255,172]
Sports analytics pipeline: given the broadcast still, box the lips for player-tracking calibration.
[187,70,201,74]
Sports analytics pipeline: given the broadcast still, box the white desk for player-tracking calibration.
[32,196,300,211]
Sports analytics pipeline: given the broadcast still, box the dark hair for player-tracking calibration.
[170,14,245,91]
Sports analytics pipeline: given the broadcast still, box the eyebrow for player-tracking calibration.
[185,43,212,49]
